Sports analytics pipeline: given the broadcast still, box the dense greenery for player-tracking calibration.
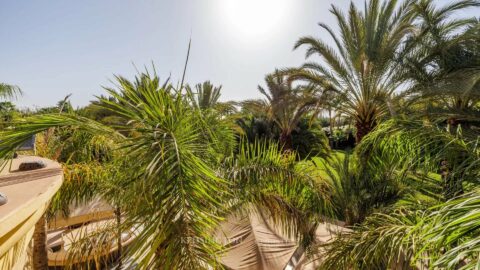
[0,0,479,269]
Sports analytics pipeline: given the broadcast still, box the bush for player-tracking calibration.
[236,116,330,159]
[326,127,355,150]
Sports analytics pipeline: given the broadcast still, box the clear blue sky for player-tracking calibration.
[0,0,477,109]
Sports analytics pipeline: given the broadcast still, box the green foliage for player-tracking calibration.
[47,162,109,219]
[236,116,276,142]
[328,127,356,150]
[320,209,426,270]
[39,130,114,164]
[0,114,116,160]
[318,116,479,268]
[0,69,338,269]
[78,97,125,125]
[0,73,226,268]
[236,116,331,159]
[0,102,19,125]
[423,191,480,270]
[0,83,22,100]
[399,0,480,130]
[186,81,222,110]
[319,153,409,225]
[96,73,227,269]
[320,189,480,270]
[358,118,477,199]
[224,140,333,244]
[291,118,331,159]
[255,70,319,150]
[0,1,478,267]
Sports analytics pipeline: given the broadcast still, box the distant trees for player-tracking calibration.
[0,102,18,124]
[259,71,319,150]
[0,83,22,125]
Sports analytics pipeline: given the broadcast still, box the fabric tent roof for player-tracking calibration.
[216,211,349,270]
[216,211,297,270]
[68,197,112,217]
[295,221,351,270]
[48,197,114,229]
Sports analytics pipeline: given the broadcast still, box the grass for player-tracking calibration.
[297,150,347,179]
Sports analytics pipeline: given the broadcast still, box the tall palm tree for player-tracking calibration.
[255,70,319,151]
[293,0,416,143]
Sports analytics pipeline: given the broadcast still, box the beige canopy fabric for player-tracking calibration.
[295,221,351,270]
[216,211,298,270]
[47,200,349,269]
[217,212,350,270]
[48,197,114,229]
[68,197,113,217]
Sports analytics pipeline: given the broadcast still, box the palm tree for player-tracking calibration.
[256,70,319,151]
[224,140,333,246]
[0,71,334,269]
[321,153,409,225]
[339,0,480,202]
[0,76,225,268]
[293,0,416,143]
[186,81,238,118]
[400,0,480,131]
[186,81,221,110]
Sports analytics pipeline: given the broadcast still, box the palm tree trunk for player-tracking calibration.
[32,214,48,270]
[115,207,123,270]
[279,131,293,152]
[328,108,334,135]
[440,160,464,200]
[354,120,374,144]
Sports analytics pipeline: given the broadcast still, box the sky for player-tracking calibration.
[0,0,478,109]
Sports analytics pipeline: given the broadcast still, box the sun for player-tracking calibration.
[221,0,289,39]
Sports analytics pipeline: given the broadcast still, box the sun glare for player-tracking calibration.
[221,0,289,39]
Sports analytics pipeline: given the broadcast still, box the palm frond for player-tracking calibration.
[319,209,427,270]
[224,140,333,245]
[0,83,22,100]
